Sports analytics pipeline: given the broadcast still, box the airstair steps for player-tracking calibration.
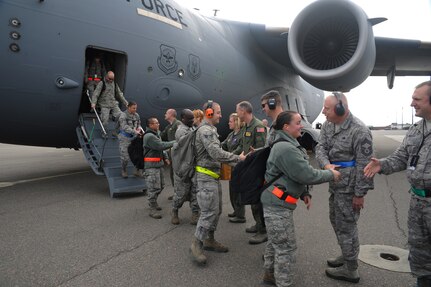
[76,113,146,197]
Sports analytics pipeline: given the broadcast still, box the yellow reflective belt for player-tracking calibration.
[196,166,220,179]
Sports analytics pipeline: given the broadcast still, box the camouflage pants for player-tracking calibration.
[86,81,98,97]
[144,168,164,206]
[194,173,222,241]
[408,195,431,277]
[100,106,122,132]
[263,205,297,287]
[173,173,199,213]
[118,134,133,166]
[329,192,360,269]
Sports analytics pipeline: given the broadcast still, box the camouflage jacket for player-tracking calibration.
[118,110,141,136]
[85,61,106,81]
[91,80,127,108]
[195,121,240,173]
[175,123,193,142]
[315,112,374,197]
[143,129,175,169]
[240,116,267,154]
[379,119,431,189]
[161,119,181,141]
[262,130,334,210]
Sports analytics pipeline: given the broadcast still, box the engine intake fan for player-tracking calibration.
[288,0,376,92]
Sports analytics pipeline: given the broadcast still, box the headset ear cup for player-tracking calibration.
[335,104,345,116]
[205,100,214,118]
[268,98,276,110]
[333,92,345,116]
[205,108,214,118]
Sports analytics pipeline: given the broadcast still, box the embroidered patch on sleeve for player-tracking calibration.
[361,138,372,156]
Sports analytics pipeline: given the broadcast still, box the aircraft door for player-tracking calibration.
[79,47,127,114]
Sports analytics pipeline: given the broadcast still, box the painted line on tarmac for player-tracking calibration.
[385,135,405,143]
[0,171,90,189]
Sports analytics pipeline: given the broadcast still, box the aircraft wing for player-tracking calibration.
[372,37,431,77]
[250,0,431,92]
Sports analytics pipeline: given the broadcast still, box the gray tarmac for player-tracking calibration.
[0,130,415,286]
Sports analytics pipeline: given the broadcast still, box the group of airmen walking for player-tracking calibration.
[88,70,431,287]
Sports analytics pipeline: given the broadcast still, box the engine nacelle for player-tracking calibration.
[287,0,376,92]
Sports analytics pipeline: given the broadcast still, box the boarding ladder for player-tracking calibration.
[76,107,146,198]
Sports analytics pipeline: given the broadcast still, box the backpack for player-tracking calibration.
[171,127,200,180]
[230,139,285,205]
[128,136,144,170]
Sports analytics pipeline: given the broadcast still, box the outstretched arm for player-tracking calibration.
[364,158,381,178]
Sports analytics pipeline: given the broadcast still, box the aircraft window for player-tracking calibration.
[285,95,290,110]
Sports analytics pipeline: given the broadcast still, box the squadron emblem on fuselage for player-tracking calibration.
[157,44,178,75]
[188,54,201,80]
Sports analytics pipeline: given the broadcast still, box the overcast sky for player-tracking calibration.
[176,0,431,126]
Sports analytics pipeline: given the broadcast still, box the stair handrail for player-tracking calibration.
[86,89,108,172]
[87,90,107,137]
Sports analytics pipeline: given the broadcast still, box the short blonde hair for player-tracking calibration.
[229,113,243,130]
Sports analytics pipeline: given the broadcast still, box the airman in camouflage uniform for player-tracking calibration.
[316,93,373,283]
[236,101,268,244]
[91,71,128,136]
[190,101,245,265]
[161,109,182,198]
[118,101,142,178]
[85,56,106,96]
[261,111,339,287]
[171,109,200,225]
[143,117,175,219]
[364,81,431,287]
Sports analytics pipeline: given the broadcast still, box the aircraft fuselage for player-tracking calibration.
[0,0,323,148]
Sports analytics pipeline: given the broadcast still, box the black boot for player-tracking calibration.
[417,276,431,287]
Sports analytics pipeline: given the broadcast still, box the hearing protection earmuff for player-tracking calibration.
[267,97,276,110]
[333,92,345,116]
[205,100,214,118]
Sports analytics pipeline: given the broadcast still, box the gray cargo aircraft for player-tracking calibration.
[2,0,431,148]
[1,0,431,195]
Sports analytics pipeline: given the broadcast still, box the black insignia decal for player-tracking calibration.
[188,54,201,80]
[157,44,178,75]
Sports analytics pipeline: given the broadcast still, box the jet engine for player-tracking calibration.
[287,0,376,92]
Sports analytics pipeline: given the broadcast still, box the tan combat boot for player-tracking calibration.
[171,209,180,225]
[203,231,229,253]
[190,212,199,225]
[190,237,207,265]
[134,168,143,177]
[262,269,276,286]
[149,203,162,219]
[325,265,360,283]
[327,255,344,267]
[121,162,128,178]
